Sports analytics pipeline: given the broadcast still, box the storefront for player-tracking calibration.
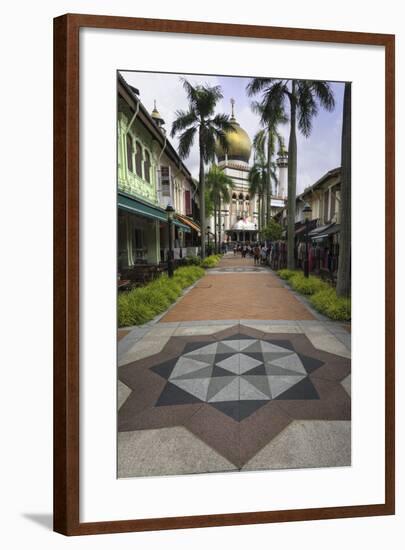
[175,213,201,246]
[118,192,190,271]
[308,223,341,275]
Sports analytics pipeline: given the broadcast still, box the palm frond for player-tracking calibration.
[248,162,267,197]
[250,100,263,116]
[197,84,224,118]
[276,132,285,153]
[205,164,234,204]
[212,127,230,155]
[309,80,335,111]
[203,83,223,104]
[171,109,198,138]
[180,78,199,110]
[177,126,197,159]
[211,113,233,131]
[246,77,274,97]
[261,81,288,121]
[256,94,288,129]
[253,129,267,158]
[297,82,318,137]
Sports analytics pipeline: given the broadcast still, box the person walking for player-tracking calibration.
[253,244,260,265]
[260,245,268,265]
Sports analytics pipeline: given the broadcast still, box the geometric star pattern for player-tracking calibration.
[118,325,351,468]
[152,337,321,420]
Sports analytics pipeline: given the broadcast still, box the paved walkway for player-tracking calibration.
[161,255,314,322]
[117,253,351,478]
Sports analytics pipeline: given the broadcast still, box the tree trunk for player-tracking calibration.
[213,202,217,254]
[217,198,222,252]
[257,196,261,238]
[260,192,265,236]
[199,133,206,259]
[287,81,297,269]
[266,133,272,225]
[336,82,351,297]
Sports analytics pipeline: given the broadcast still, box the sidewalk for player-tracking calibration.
[117,253,351,477]
[161,255,314,322]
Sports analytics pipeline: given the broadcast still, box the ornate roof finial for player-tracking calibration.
[151,100,165,127]
[230,98,235,118]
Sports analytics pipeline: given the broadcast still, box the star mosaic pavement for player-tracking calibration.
[118,324,351,469]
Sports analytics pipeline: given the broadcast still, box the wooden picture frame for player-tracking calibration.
[53,13,395,535]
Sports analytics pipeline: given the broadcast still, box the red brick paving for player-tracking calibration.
[160,256,314,322]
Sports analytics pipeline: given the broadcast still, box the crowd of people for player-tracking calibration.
[227,237,339,276]
[233,242,270,265]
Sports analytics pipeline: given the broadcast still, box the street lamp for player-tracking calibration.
[303,202,312,278]
[165,203,175,278]
[254,223,258,243]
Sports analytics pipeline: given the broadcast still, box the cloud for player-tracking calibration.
[120,71,344,190]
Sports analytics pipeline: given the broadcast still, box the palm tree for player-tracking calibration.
[251,101,286,225]
[206,165,234,252]
[248,155,268,237]
[252,130,280,225]
[171,79,235,258]
[247,78,335,269]
[336,82,351,298]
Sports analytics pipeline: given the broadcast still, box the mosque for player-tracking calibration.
[209,99,288,245]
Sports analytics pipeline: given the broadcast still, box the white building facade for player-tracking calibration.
[208,100,287,244]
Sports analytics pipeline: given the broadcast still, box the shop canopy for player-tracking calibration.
[118,192,190,232]
[175,213,201,234]
[309,223,340,240]
[295,219,318,236]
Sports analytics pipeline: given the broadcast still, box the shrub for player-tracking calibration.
[275,268,350,321]
[174,265,205,286]
[117,289,159,327]
[149,275,182,302]
[277,269,298,280]
[201,254,222,268]
[118,266,205,327]
[289,273,329,295]
[310,288,351,321]
[184,255,201,266]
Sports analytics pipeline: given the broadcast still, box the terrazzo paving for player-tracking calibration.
[118,322,351,477]
[117,254,351,477]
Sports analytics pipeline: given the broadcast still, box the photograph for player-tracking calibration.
[116,69,351,478]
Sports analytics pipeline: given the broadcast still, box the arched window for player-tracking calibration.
[232,193,237,200]
[135,142,143,178]
[144,150,151,183]
[126,133,133,172]
[238,193,244,200]
[245,195,250,201]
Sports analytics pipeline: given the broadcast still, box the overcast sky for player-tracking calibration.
[120,71,344,194]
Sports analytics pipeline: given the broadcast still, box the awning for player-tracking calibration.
[118,192,190,232]
[175,213,201,234]
[173,220,191,233]
[310,223,340,240]
[309,223,334,236]
[295,219,318,236]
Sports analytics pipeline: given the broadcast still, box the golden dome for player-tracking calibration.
[216,100,252,164]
